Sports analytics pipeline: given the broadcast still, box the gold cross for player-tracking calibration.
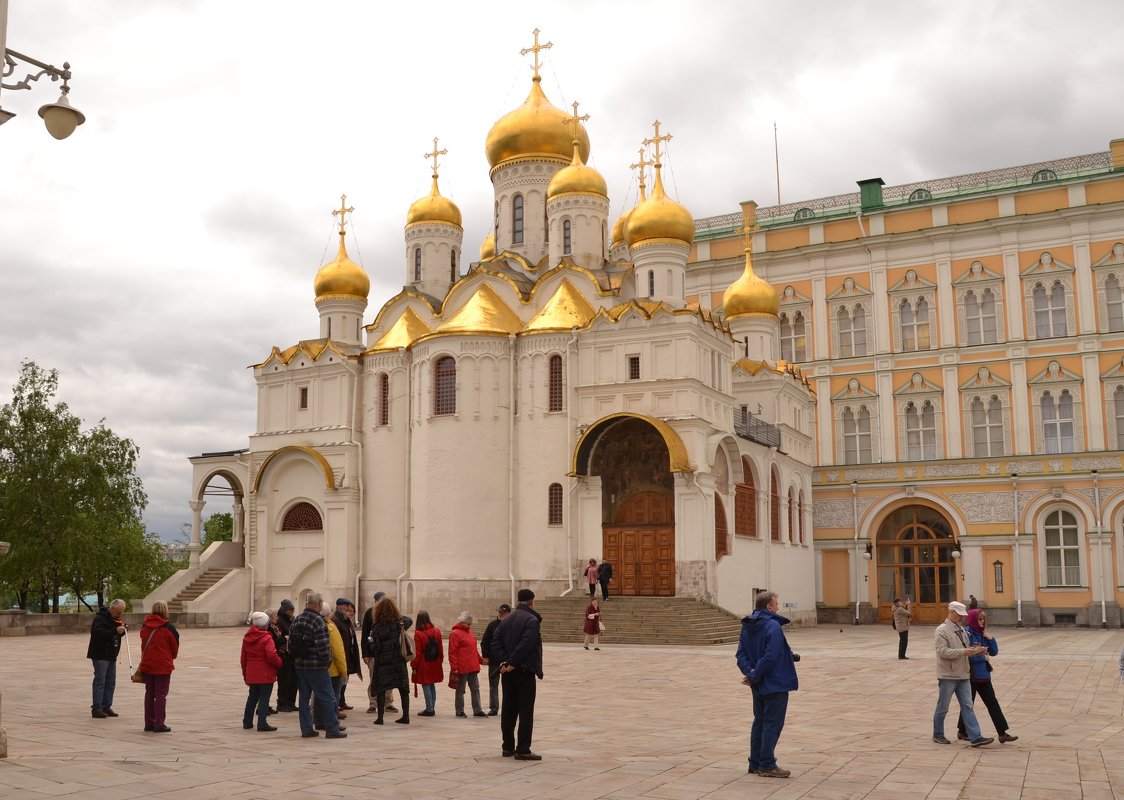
[331,194,354,234]
[630,146,651,200]
[520,28,552,79]
[643,119,673,166]
[562,100,590,143]
[424,137,448,177]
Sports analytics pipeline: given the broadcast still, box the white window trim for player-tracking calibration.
[1028,361,1084,454]
[1092,244,1124,333]
[959,367,1011,458]
[1036,504,1087,588]
[1021,253,1076,341]
[893,372,944,461]
[888,270,937,353]
[779,286,813,362]
[831,379,880,465]
[827,278,873,359]
[953,261,1006,346]
[1106,382,1124,451]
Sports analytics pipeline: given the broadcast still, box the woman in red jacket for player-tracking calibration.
[583,597,601,650]
[448,611,486,717]
[139,601,180,732]
[241,611,283,732]
[411,610,444,716]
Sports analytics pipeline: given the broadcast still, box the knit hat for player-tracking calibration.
[517,588,535,603]
[279,599,295,612]
[249,611,270,628]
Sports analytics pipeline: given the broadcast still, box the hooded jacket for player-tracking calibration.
[139,614,180,675]
[448,622,482,675]
[735,609,798,694]
[241,624,283,684]
[411,624,444,685]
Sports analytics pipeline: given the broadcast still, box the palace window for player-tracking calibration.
[970,396,1004,457]
[547,483,563,526]
[769,470,781,542]
[1115,387,1124,450]
[378,373,390,426]
[433,356,456,416]
[548,354,564,412]
[413,247,421,282]
[904,400,937,460]
[298,386,309,410]
[450,248,458,283]
[735,457,757,537]
[281,502,323,531]
[1106,274,1124,332]
[512,194,524,244]
[964,288,998,345]
[842,406,873,464]
[787,488,797,544]
[779,311,807,362]
[837,305,867,357]
[899,297,931,351]
[562,219,572,255]
[1043,508,1080,586]
[1033,281,1068,338]
[1041,390,1075,453]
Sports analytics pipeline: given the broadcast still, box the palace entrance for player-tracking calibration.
[876,505,959,624]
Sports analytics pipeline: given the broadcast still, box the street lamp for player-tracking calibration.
[2,48,85,138]
[862,541,873,560]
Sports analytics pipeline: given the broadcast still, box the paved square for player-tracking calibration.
[1,624,1122,798]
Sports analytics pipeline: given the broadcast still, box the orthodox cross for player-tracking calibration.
[630,146,651,200]
[331,194,354,234]
[643,119,673,166]
[424,137,448,178]
[563,100,589,143]
[520,28,552,79]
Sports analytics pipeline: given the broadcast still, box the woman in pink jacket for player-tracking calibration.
[240,611,282,731]
[584,558,599,597]
[448,611,486,718]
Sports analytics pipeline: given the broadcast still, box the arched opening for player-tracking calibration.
[715,494,729,560]
[735,456,757,537]
[875,504,958,624]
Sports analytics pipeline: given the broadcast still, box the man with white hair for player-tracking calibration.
[86,599,127,719]
[287,592,346,738]
[933,600,993,746]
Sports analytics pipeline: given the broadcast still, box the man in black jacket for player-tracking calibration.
[332,598,362,711]
[275,599,297,711]
[480,603,511,716]
[597,560,613,601]
[86,599,127,718]
[492,589,543,760]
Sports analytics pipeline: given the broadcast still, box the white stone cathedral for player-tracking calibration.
[147,35,818,626]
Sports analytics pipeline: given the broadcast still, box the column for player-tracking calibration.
[1002,249,1024,341]
[812,275,828,359]
[936,257,955,348]
[943,366,962,458]
[1074,236,1094,335]
[1011,360,1031,454]
[188,499,205,567]
[877,372,895,460]
[871,266,891,354]
[816,377,832,465]
[232,500,245,544]
[1082,352,1105,450]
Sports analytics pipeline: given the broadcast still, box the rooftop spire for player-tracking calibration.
[520,27,552,82]
[423,136,448,195]
[331,194,354,236]
[643,119,674,196]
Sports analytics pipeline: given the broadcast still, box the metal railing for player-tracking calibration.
[734,412,781,449]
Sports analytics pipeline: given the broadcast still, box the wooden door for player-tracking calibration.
[603,491,675,596]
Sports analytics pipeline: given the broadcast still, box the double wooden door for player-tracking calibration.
[603,491,675,596]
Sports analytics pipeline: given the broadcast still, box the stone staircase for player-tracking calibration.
[166,568,232,613]
[533,594,744,646]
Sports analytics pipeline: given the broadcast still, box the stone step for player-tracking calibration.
[532,595,743,647]
[166,568,233,611]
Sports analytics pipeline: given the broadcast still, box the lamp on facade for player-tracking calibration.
[950,537,962,559]
[862,541,873,560]
[2,47,86,139]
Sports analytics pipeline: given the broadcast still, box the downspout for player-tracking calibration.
[855,210,867,239]
[852,480,860,625]
[350,358,365,606]
[395,349,413,605]
[1012,473,1022,627]
[1093,470,1107,629]
[507,333,517,607]
[560,327,580,598]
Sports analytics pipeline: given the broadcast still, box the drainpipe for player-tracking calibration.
[1093,470,1108,629]
[852,480,860,625]
[561,327,580,598]
[395,350,413,607]
[507,334,517,607]
[350,358,365,607]
[1012,473,1022,627]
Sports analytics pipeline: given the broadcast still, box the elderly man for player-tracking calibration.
[87,599,127,718]
[275,599,297,712]
[480,603,511,716]
[287,592,346,739]
[331,598,362,712]
[493,589,543,761]
[933,600,993,746]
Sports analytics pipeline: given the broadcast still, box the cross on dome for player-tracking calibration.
[331,194,354,235]
[520,28,552,80]
[563,100,590,144]
[424,136,448,179]
[643,119,673,167]
[630,146,651,200]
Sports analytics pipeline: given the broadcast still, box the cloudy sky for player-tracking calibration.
[2,1,1122,540]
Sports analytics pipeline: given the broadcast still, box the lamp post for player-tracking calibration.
[0,0,85,139]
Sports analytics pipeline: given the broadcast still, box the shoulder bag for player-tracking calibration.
[131,627,156,683]
[399,625,416,661]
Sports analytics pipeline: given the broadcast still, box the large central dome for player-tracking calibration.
[485,77,590,169]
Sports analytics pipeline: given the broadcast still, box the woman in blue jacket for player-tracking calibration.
[956,608,1017,743]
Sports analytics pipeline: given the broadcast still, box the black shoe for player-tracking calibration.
[502,749,514,757]
[456,711,468,718]
[257,724,278,732]
[326,731,348,739]
[144,725,154,732]
[278,705,297,713]
[373,718,384,725]
[998,733,1019,743]
[957,731,969,741]
[395,717,409,724]
[243,722,253,730]
[302,730,319,738]
[899,656,910,660]
[594,647,600,650]
[418,709,435,717]
[91,709,107,719]
[103,709,119,717]
[514,752,542,761]
[153,725,172,733]
[488,709,498,716]
[386,704,398,713]
[474,711,488,717]
[932,735,951,744]
[970,737,994,747]
[267,707,277,715]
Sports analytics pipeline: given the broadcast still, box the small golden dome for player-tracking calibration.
[547,142,607,199]
[314,231,370,301]
[723,248,779,318]
[486,77,590,169]
[610,209,631,248]
[624,167,694,247]
[480,231,496,260]
[406,176,462,227]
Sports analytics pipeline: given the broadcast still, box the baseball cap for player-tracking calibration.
[336,597,353,607]
[497,603,511,613]
[948,601,968,615]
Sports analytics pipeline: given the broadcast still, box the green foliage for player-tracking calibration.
[202,512,233,548]
[0,360,162,611]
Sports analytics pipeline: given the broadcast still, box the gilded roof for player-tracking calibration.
[366,307,432,353]
[433,283,523,336]
[254,339,350,369]
[523,279,597,333]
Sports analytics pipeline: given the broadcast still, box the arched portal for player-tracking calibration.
[583,416,678,596]
[876,505,958,624]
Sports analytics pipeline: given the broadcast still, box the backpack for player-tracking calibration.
[423,630,440,662]
[288,629,309,659]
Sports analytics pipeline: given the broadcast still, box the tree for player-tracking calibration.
[202,512,233,548]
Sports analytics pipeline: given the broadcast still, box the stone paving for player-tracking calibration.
[1,623,1122,799]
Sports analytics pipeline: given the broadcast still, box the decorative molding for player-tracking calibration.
[924,463,981,478]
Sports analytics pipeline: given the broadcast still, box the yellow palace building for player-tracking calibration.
[688,138,1124,627]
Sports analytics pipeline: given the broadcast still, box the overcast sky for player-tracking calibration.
[2,1,1122,541]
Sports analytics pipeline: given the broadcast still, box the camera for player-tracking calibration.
[792,653,801,662]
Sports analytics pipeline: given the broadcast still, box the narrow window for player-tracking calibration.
[964,290,981,345]
[980,289,998,342]
[915,297,931,349]
[715,495,730,559]
[852,306,867,356]
[627,355,640,381]
[1115,386,1124,449]
[844,406,872,464]
[512,194,524,244]
[971,396,1004,457]
[1107,274,1124,331]
[548,354,563,412]
[798,490,806,544]
[904,401,935,460]
[602,221,607,259]
[647,270,655,298]
[327,318,332,338]
[547,483,563,525]
[858,407,872,462]
[1035,281,1068,338]
[413,247,421,282]
[434,356,456,416]
[450,248,457,283]
[787,488,796,543]
[779,314,793,362]
[734,457,757,537]
[769,471,780,542]
[298,386,309,410]
[838,306,853,357]
[378,373,390,426]
[1044,509,1080,586]
[792,311,807,361]
[562,219,572,255]
[900,298,916,351]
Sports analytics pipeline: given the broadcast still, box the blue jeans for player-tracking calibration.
[749,689,789,771]
[296,668,340,735]
[91,659,117,712]
[934,679,981,739]
[244,683,273,728]
[314,676,342,726]
[422,683,436,712]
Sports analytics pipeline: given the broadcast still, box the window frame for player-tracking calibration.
[1041,507,1083,587]
[562,218,572,255]
[547,482,563,526]
[413,246,422,282]
[433,355,456,416]
[512,194,524,244]
[1021,253,1075,341]
[547,353,564,413]
[1029,362,1083,455]
[378,372,390,427]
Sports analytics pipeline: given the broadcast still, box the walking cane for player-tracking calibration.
[124,628,134,671]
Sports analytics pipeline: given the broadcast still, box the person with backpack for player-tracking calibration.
[449,611,487,718]
[287,592,346,739]
[411,610,444,716]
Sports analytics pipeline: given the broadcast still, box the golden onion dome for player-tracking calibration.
[406,175,462,228]
[480,231,496,260]
[314,231,370,301]
[624,167,695,247]
[547,142,607,199]
[723,248,780,318]
[609,209,631,249]
[486,77,590,169]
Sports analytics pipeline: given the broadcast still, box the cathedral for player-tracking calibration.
[152,33,817,626]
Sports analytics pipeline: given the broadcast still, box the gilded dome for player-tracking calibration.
[480,231,496,260]
[485,77,590,169]
[624,168,694,247]
[406,176,462,227]
[547,143,607,199]
[723,249,779,318]
[314,231,370,301]
[609,209,631,248]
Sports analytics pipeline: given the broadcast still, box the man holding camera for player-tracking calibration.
[932,600,993,746]
[893,598,912,659]
[736,590,799,779]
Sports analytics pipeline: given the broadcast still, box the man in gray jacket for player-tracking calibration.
[933,600,992,746]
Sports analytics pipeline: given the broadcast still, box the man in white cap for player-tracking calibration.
[933,600,993,746]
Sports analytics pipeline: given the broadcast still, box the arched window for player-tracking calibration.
[900,297,930,351]
[787,488,796,543]
[547,483,563,525]
[281,502,323,531]
[780,311,807,362]
[838,305,867,357]
[413,247,421,282]
[433,356,456,416]
[715,495,730,559]
[769,470,781,542]
[971,395,1004,457]
[647,270,655,298]
[512,194,524,244]
[548,354,564,412]
[1106,274,1124,332]
[1114,386,1124,449]
[450,248,458,283]
[965,288,998,344]
[1041,390,1075,453]
[905,400,936,460]
[1034,281,1067,338]
[843,406,873,464]
[735,457,757,537]
[909,188,932,202]
[1032,168,1057,184]
[794,207,815,221]
[602,221,607,259]
[798,490,806,544]
[562,219,572,255]
[1043,508,1079,585]
[378,372,390,426]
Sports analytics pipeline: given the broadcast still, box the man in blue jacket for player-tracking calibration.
[735,590,799,778]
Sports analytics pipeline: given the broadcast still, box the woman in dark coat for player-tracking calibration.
[368,596,410,725]
[582,597,601,650]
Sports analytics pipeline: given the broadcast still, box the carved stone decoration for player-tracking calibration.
[1048,460,1065,473]
[812,497,875,529]
[844,467,897,481]
[924,464,981,478]
[1006,462,1043,474]
[1072,457,1122,471]
[948,492,1015,524]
